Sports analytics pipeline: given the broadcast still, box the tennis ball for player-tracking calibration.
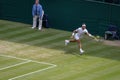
[96,36,100,39]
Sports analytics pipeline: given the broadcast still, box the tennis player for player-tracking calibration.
[65,24,97,54]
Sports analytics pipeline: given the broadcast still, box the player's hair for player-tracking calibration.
[82,23,86,27]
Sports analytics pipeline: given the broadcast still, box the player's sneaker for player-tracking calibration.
[65,40,69,46]
[80,49,84,55]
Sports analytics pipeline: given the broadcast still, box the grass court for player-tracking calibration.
[0,20,120,80]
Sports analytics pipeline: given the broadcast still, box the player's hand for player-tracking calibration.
[94,37,99,41]
[92,35,99,42]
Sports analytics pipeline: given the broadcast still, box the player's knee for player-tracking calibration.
[76,40,80,43]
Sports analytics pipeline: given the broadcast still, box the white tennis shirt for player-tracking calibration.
[75,27,88,38]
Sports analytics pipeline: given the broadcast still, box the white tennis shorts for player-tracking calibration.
[74,34,82,40]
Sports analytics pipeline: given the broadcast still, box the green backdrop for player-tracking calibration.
[0,0,120,36]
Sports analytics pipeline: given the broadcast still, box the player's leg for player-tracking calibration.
[65,33,78,46]
[32,16,37,29]
[76,39,84,54]
[65,34,84,54]
[65,39,76,46]
[74,34,84,54]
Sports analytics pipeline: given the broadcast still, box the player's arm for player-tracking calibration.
[86,32,98,41]
[71,30,77,38]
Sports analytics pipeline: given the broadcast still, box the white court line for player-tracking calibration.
[0,54,29,61]
[0,54,57,80]
[8,65,56,80]
[0,60,31,71]
[0,54,55,66]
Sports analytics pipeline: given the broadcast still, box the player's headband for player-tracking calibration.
[82,24,86,27]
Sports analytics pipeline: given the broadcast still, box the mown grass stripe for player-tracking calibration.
[29,56,91,80]
[87,46,107,54]
[0,26,25,34]
[50,50,113,80]
[25,33,67,46]
[89,46,118,57]
[10,29,65,42]
[55,60,118,80]
[0,28,31,39]
[1,27,32,37]
[41,57,111,80]
[7,31,36,40]
[79,64,120,80]
[0,26,18,32]
[7,30,53,42]
[7,29,61,43]
[15,32,57,43]
[23,32,68,45]
[92,69,120,80]
[34,34,69,46]
[5,33,69,54]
